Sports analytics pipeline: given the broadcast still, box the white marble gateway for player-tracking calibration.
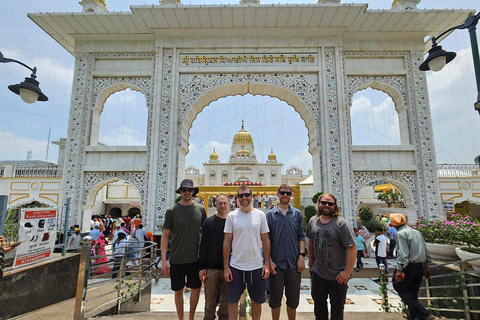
[27,0,473,232]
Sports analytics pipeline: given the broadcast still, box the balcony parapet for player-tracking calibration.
[437,164,479,178]
[13,165,63,178]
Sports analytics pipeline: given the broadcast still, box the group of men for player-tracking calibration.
[161,179,435,320]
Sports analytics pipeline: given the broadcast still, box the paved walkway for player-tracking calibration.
[12,257,405,319]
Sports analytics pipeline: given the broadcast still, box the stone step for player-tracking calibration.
[92,311,406,320]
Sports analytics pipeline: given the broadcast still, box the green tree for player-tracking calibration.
[175,195,182,203]
[303,205,317,231]
[312,192,323,204]
[358,206,373,223]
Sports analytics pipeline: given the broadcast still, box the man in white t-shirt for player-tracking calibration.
[223,186,270,320]
[373,227,388,279]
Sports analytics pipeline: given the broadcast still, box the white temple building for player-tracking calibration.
[185,121,308,187]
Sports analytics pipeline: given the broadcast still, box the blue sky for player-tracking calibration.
[0,0,479,175]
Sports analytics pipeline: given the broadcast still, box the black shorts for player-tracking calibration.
[170,262,202,291]
[227,266,265,304]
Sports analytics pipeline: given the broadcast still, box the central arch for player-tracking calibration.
[177,76,322,192]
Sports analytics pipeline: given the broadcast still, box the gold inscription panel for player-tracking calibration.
[180,53,317,67]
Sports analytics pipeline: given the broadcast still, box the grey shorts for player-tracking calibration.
[268,265,301,309]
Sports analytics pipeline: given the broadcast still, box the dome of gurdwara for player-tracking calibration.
[210,149,219,160]
[233,121,253,145]
[236,148,251,156]
[268,149,277,161]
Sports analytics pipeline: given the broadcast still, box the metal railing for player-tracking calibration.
[437,164,479,177]
[73,240,157,320]
[378,256,480,320]
[420,257,480,320]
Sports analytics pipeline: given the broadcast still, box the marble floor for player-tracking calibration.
[150,257,401,313]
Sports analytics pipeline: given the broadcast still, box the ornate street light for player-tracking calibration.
[0,51,48,103]
[419,11,480,115]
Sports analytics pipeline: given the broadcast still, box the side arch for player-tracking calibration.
[83,172,146,213]
[90,78,152,146]
[353,171,418,222]
[346,76,410,145]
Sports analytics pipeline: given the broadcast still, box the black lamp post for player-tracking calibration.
[0,51,48,103]
[419,11,480,115]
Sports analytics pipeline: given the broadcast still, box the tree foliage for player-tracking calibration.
[312,192,323,205]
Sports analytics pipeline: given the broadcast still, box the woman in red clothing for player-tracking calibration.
[93,234,110,275]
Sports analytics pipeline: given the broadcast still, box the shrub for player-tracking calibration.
[411,214,480,250]
[312,192,323,205]
[361,218,384,233]
[358,206,373,224]
[303,205,317,231]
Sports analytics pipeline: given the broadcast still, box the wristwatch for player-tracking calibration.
[299,252,306,257]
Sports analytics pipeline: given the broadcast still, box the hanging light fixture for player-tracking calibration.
[0,51,48,103]
[419,12,480,115]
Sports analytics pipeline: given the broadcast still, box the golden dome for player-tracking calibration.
[236,149,251,155]
[268,149,276,161]
[233,120,253,145]
[210,149,218,160]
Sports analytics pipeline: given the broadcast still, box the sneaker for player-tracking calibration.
[355,268,359,272]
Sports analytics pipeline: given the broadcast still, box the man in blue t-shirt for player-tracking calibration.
[354,228,366,272]
[387,224,398,259]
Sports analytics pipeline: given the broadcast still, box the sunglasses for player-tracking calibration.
[237,193,252,198]
[320,200,336,206]
[278,191,292,196]
[180,188,194,193]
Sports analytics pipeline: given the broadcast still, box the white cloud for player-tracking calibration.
[99,126,146,146]
[284,149,312,174]
[0,131,59,163]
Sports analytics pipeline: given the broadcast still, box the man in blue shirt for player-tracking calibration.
[266,184,305,320]
[387,224,398,259]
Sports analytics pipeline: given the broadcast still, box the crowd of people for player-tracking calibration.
[64,213,154,278]
[159,178,435,320]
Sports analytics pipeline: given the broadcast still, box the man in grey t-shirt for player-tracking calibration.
[306,193,356,320]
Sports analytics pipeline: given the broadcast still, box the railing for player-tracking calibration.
[378,257,480,320]
[437,164,479,177]
[14,165,63,177]
[73,240,157,320]
[420,257,480,320]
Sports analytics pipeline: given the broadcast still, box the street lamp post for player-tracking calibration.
[0,51,48,103]
[419,11,480,115]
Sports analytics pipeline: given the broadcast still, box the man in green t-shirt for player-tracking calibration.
[161,179,207,320]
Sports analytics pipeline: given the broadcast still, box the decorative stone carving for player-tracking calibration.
[353,171,417,209]
[160,0,181,5]
[318,0,341,3]
[391,0,421,10]
[324,48,344,210]
[155,49,174,232]
[79,0,107,13]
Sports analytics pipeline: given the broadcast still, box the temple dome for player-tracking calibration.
[268,149,277,161]
[236,148,251,155]
[233,121,253,145]
[210,149,219,160]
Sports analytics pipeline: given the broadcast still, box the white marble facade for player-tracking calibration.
[29,1,472,232]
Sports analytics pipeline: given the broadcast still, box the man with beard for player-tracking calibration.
[266,184,305,320]
[307,193,356,320]
[224,185,270,320]
[161,179,207,320]
[198,193,230,320]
